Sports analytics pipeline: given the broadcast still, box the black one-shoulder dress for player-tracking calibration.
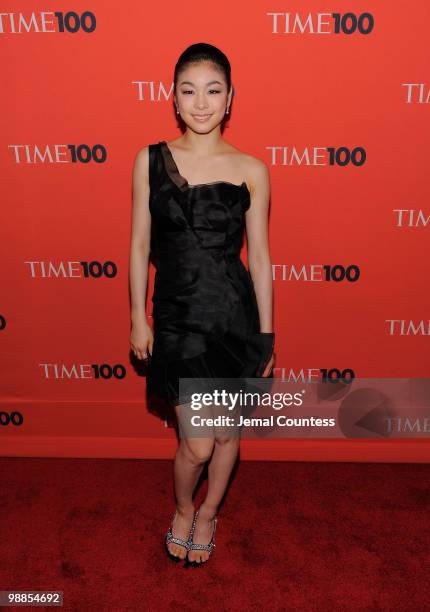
[146,140,274,408]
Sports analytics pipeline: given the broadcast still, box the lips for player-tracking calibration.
[192,114,212,122]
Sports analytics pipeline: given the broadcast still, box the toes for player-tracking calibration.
[188,552,207,563]
[178,546,187,559]
[173,546,183,559]
[169,543,186,559]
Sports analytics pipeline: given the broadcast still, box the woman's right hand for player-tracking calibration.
[130,319,154,361]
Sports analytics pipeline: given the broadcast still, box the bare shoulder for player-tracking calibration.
[132,145,150,184]
[229,144,270,194]
[134,145,150,170]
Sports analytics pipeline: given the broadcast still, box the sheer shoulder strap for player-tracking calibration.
[148,142,163,197]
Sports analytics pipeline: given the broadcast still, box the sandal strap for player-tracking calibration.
[189,513,217,553]
[166,530,190,549]
[166,510,197,551]
[189,541,215,552]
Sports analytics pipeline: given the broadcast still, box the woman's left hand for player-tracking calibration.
[261,353,275,377]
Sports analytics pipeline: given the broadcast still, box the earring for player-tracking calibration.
[176,107,179,114]
[226,107,230,114]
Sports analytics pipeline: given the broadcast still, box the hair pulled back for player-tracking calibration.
[174,42,232,94]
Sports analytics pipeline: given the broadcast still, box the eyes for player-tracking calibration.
[181,89,222,95]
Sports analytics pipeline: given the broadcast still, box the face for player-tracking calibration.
[174,61,232,133]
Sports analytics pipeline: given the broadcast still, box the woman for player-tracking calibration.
[129,43,275,566]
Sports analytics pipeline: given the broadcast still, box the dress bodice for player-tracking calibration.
[148,141,259,363]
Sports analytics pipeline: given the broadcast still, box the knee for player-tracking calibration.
[214,434,239,446]
[182,438,215,465]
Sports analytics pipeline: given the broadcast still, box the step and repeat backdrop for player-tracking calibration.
[1,1,429,461]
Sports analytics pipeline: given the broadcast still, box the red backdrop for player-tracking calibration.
[1,1,429,461]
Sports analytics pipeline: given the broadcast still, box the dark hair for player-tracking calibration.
[174,42,232,94]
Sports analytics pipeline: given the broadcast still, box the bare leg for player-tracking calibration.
[187,435,240,563]
[166,403,215,559]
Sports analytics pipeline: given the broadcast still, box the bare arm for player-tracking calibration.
[129,146,153,359]
[245,158,273,334]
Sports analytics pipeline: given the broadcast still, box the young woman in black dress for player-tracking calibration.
[129,43,274,566]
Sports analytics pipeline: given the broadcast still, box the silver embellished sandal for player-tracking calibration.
[165,510,196,562]
[185,509,217,567]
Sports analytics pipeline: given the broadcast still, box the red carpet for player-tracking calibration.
[0,456,428,611]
